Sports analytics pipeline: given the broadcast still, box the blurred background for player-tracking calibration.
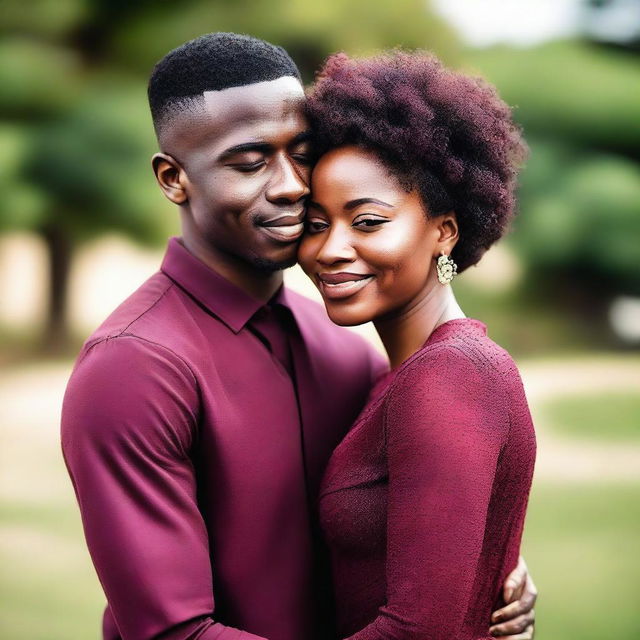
[1,0,639,638]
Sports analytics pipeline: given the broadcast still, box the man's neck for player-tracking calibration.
[180,236,284,303]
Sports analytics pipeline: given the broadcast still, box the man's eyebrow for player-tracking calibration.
[345,198,393,210]
[219,142,272,159]
[290,130,313,145]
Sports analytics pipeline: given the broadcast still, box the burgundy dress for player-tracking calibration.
[319,319,536,640]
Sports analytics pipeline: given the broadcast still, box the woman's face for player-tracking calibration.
[298,145,455,327]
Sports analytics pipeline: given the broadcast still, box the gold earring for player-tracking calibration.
[436,253,457,285]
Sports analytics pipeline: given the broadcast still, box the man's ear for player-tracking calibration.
[435,211,459,255]
[152,153,188,205]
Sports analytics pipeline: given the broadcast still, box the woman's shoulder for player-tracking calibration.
[381,320,521,442]
[381,319,525,424]
[400,319,517,381]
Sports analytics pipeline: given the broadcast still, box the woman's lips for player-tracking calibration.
[317,273,374,300]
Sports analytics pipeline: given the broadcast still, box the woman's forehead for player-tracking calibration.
[313,147,398,191]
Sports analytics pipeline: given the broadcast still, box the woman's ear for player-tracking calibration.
[436,211,459,254]
[152,153,189,205]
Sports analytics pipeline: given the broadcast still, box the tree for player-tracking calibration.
[467,41,640,314]
[515,139,640,297]
[467,40,640,159]
[0,36,171,349]
[0,0,459,350]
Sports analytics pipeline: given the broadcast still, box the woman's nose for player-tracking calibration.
[315,226,357,266]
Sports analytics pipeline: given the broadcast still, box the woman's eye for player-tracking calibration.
[305,220,329,234]
[353,217,389,230]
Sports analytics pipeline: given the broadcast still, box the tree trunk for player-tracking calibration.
[41,223,72,353]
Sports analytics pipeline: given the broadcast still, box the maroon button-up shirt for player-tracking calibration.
[61,238,386,640]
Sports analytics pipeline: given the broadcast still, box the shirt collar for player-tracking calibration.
[160,237,284,333]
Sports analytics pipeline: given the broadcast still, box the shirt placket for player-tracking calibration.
[249,305,294,378]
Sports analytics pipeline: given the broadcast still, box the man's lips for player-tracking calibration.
[259,213,304,227]
[256,213,305,243]
[317,272,375,300]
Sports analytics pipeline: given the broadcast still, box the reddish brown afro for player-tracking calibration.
[305,51,528,271]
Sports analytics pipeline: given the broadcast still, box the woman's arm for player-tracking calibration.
[345,346,510,640]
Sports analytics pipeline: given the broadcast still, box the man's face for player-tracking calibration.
[161,76,311,272]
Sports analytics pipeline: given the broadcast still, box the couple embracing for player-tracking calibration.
[62,33,537,640]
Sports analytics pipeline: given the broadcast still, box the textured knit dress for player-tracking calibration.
[319,319,536,640]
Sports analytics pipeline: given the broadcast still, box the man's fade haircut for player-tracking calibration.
[148,32,302,135]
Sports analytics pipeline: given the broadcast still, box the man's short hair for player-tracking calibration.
[148,32,302,134]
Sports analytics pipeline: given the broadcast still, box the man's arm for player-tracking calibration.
[489,555,537,639]
[61,336,266,640]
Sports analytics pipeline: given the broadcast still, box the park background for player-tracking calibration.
[1,0,639,638]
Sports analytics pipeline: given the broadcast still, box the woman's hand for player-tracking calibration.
[489,556,537,639]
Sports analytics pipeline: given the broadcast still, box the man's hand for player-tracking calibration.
[489,555,537,639]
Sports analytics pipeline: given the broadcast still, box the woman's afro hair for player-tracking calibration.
[305,51,528,271]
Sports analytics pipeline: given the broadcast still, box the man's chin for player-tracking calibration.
[251,254,298,273]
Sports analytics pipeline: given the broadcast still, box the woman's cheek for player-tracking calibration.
[296,237,317,275]
[359,230,415,272]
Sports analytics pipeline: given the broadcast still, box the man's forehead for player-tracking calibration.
[203,76,305,121]
[159,76,307,153]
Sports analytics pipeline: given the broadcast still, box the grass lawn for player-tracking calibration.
[542,392,640,441]
[2,481,639,640]
[0,502,105,640]
[522,482,640,640]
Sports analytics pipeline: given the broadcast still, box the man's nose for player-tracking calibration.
[316,226,357,266]
[266,156,310,203]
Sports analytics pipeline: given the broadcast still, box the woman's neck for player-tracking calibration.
[374,280,465,369]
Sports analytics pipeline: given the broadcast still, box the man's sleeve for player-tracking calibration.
[61,336,266,640]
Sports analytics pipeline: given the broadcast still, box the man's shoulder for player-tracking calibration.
[70,272,200,392]
[82,271,177,352]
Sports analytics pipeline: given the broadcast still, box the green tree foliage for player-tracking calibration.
[0,0,458,349]
[111,0,460,80]
[468,41,640,156]
[468,41,640,307]
[4,0,639,347]
[0,35,170,348]
[516,140,640,295]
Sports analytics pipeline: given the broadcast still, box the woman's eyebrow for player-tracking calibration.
[344,198,393,210]
[307,200,325,212]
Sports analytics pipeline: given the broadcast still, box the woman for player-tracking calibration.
[298,52,536,640]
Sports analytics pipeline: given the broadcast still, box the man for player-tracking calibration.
[62,33,536,640]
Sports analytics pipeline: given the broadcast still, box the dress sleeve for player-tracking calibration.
[345,346,509,640]
[61,336,266,640]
